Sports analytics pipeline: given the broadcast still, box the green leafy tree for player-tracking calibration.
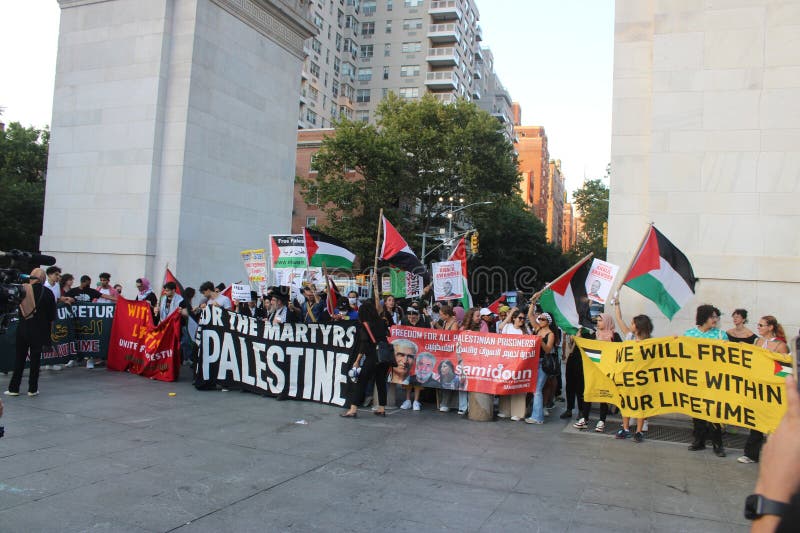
[470,196,569,302]
[0,121,49,252]
[570,177,609,260]
[299,94,520,264]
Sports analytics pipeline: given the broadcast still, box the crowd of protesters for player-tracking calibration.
[3,265,796,469]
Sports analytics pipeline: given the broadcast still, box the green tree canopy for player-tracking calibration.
[299,94,520,264]
[0,122,49,252]
[570,177,609,260]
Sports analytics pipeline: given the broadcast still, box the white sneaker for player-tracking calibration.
[439,406,449,412]
[642,420,649,432]
[497,412,509,419]
[524,418,543,424]
[4,390,19,396]
[65,360,76,368]
[400,399,412,410]
[510,415,521,421]
[27,391,39,397]
[595,420,606,432]
[457,410,466,415]
[51,365,62,371]
[86,359,95,369]
[737,456,756,464]
[573,418,588,429]
[412,401,421,411]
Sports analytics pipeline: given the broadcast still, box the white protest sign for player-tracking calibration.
[231,283,252,302]
[585,258,620,304]
[431,261,463,301]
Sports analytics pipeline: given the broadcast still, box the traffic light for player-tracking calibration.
[470,231,479,254]
[602,221,608,248]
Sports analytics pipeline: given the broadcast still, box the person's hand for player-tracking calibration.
[754,374,800,504]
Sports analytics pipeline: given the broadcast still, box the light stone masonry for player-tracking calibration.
[609,0,800,338]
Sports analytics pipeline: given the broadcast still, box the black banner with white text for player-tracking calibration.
[195,306,359,405]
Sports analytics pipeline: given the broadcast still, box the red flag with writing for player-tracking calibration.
[107,296,182,381]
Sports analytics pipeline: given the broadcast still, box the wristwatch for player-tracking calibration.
[744,494,789,520]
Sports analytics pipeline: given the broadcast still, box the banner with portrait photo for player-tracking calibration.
[431,261,463,301]
[575,336,791,433]
[388,326,540,395]
[194,306,359,405]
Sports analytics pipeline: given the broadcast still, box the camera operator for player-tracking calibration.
[4,268,56,397]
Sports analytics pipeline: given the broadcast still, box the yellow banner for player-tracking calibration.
[575,336,792,433]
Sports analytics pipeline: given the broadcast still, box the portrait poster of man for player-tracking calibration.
[585,258,620,304]
[431,261,463,301]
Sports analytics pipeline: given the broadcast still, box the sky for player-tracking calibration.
[0,0,614,197]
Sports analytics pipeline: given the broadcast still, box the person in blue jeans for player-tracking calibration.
[526,312,556,424]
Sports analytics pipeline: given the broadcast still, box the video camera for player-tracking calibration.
[0,249,57,334]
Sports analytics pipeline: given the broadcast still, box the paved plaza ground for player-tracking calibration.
[0,368,756,532]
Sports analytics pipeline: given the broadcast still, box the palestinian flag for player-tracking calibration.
[774,361,792,378]
[487,294,506,314]
[380,216,427,279]
[539,255,594,335]
[447,237,473,309]
[623,226,696,320]
[304,227,355,269]
[584,347,602,364]
[161,267,184,296]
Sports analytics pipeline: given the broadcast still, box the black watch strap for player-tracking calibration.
[745,494,790,520]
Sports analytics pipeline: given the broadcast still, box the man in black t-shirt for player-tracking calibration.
[65,275,102,302]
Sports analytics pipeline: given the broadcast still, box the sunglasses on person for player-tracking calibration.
[536,316,547,322]
[514,315,525,320]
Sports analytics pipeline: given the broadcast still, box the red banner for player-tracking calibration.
[388,326,539,395]
[107,297,182,382]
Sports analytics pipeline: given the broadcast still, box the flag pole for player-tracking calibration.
[611,222,653,301]
[373,208,383,307]
[534,252,594,299]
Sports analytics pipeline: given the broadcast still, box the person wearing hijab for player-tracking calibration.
[5,268,57,397]
[135,278,159,323]
[573,312,621,432]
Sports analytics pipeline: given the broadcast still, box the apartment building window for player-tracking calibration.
[356,89,371,103]
[384,43,391,56]
[399,87,419,99]
[362,0,376,16]
[360,44,374,58]
[403,18,423,31]
[337,9,344,28]
[356,110,369,122]
[311,38,322,53]
[309,61,320,77]
[332,83,339,98]
[335,33,342,51]
[306,216,318,227]
[313,13,324,30]
[345,38,358,59]
[309,86,319,101]
[342,62,356,80]
[306,109,318,125]
[387,0,393,11]
[404,0,422,6]
[325,49,330,64]
[357,67,372,81]
[345,15,359,34]
[362,21,375,36]
[383,66,390,79]
[323,95,327,109]
[333,57,341,75]
[400,64,420,77]
[382,88,389,98]
[401,41,422,53]
[385,20,392,33]
[324,72,329,87]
